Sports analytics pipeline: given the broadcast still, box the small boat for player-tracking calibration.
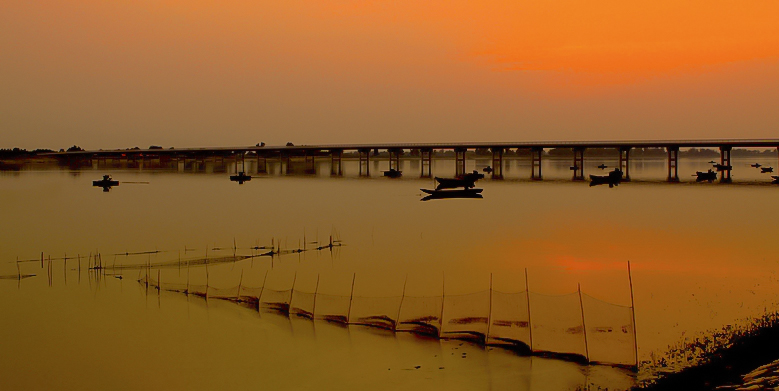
[589,169,623,187]
[230,172,252,183]
[708,161,717,164]
[421,188,483,195]
[382,169,402,178]
[772,176,779,184]
[694,170,718,182]
[713,164,733,171]
[93,175,119,187]
[597,164,608,169]
[482,166,493,173]
[761,167,774,173]
[751,163,762,168]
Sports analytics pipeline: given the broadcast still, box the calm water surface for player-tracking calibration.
[2,156,778,390]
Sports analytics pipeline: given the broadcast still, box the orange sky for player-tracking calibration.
[1,1,778,148]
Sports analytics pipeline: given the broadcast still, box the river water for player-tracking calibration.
[1,155,778,390]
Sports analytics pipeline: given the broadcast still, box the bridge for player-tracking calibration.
[51,139,779,183]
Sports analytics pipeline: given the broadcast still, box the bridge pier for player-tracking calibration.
[257,154,267,174]
[304,153,315,174]
[491,148,504,179]
[572,147,585,180]
[455,148,467,177]
[388,148,401,172]
[666,146,679,182]
[330,150,343,176]
[359,149,370,176]
[420,148,432,178]
[531,148,543,180]
[283,153,291,175]
[719,146,732,183]
[619,147,632,181]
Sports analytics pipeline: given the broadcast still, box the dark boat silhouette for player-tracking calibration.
[597,164,608,169]
[230,172,252,183]
[434,171,484,190]
[772,175,779,183]
[93,175,119,187]
[761,167,774,173]
[751,163,762,168]
[694,170,718,182]
[482,166,493,173]
[420,188,483,201]
[382,169,402,178]
[713,164,733,171]
[589,169,623,187]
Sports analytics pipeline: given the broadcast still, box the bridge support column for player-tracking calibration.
[388,149,401,172]
[304,153,315,174]
[531,148,543,180]
[257,154,267,174]
[491,148,503,179]
[420,149,432,178]
[666,146,679,182]
[455,148,467,177]
[619,147,632,181]
[359,149,370,177]
[330,150,343,176]
[720,146,732,183]
[283,153,291,175]
[572,147,585,181]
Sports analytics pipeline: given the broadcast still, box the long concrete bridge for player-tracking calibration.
[52,139,779,183]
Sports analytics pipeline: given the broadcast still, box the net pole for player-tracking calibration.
[288,271,297,311]
[628,261,639,369]
[347,273,356,323]
[578,283,590,363]
[237,270,244,300]
[312,274,320,318]
[439,272,446,337]
[395,274,407,331]
[258,270,269,311]
[205,258,209,301]
[487,273,493,342]
[525,268,533,352]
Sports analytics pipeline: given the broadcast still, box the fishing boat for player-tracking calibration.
[772,176,779,184]
[713,164,733,171]
[421,188,483,196]
[589,169,623,187]
[229,172,252,183]
[92,175,119,187]
[694,170,718,182]
[751,163,762,168]
[434,171,484,190]
[761,167,774,173]
[382,169,402,178]
[597,164,608,169]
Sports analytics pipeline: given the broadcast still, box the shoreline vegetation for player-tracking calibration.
[636,312,779,391]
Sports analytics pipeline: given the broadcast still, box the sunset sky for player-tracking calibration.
[2,1,778,149]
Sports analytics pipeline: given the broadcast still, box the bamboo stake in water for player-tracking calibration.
[628,260,639,370]
[237,270,244,300]
[347,273,356,323]
[311,273,320,318]
[288,271,297,313]
[258,270,268,311]
[487,273,493,342]
[439,272,445,337]
[395,275,408,331]
[578,283,590,363]
[525,268,534,352]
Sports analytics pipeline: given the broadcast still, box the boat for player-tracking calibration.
[589,169,623,187]
[382,169,402,178]
[421,188,483,195]
[434,171,484,190]
[694,170,718,182]
[597,164,608,169]
[482,166,493,173]
[713,164,733,171]
[230,172,252,183]
[93,175,119,187]
[761,167,774,173]
[751,163,762,168]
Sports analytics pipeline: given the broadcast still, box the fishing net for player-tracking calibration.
[349,295,403,329]
[581,293,636,366]
[290,290,316,318]
[530,292,588,360]
[441,290,490,341]
[488,290,532,350]
[260,288,292,313]
[314,293,351,324]
[209,285,240,300]
[397,295,443,335]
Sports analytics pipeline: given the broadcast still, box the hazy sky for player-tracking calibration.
[2,1,778,149]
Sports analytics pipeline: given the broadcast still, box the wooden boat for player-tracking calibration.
[695,170,718,182]
[589,169,623,187]
[230,172,252,183]
[713,164,733,171]
[761,167,774,173]
[421,188,483,195]
[751,163,762,168]
[92,175,119,187]
[382,169,402,178]
[597,164,608,169]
